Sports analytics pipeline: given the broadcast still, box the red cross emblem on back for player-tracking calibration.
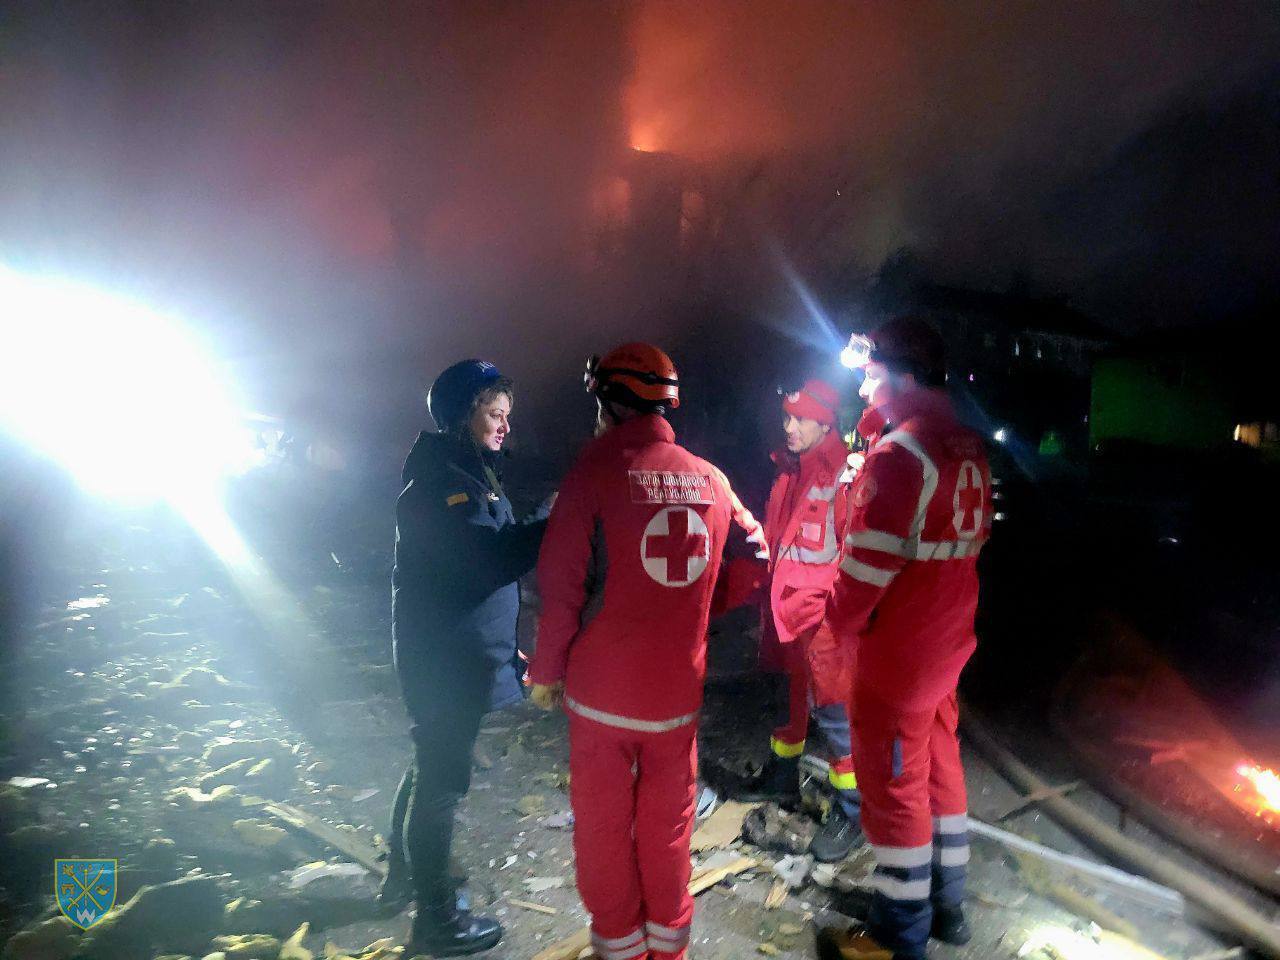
[641,506,710,587]
[952,460,984,539]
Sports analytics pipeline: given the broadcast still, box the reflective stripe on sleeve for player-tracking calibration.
[846,529,985,561]
[566,697,698,734]
[839,554,897,587]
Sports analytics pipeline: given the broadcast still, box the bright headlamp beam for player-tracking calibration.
[841,333,873,370]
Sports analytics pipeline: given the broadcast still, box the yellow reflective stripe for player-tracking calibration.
[828,768,858,790]
[770,737,805,758]
[446,492,469,506]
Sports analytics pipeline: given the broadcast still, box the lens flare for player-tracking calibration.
[0,266,253,501]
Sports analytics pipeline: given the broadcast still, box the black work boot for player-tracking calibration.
[809,802,865,863]
[929,903,971,945]
[734,754,802,804]
[378,847,413,914]
[406,891,502,957]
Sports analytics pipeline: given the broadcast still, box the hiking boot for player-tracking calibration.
[733,755,801,804]
[930,903,972,945]
[406,896,502,957]
[809,803,864,863]
[816,926,917,960]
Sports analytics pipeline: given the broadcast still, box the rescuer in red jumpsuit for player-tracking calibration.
[736,378,864,863]
[528,343,738,960]
[814,317,992,960]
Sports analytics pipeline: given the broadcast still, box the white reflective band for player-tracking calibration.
[877,430,939,550]
[847,530,985,562]
[645,921,689,940]
[592,928,648,960]
[870,843,933,868]
[778,486,840,565]
[933,813,969,833]
[778,539,839,564]
[869,873,932,901]
[847,528,911,556]
[645,921,691,950]
[935,846,971,867]
[567,697,698,734]
[839,554,897,587]
[916,538,984,560]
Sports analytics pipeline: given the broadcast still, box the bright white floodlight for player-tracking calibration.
[0,266,253,502]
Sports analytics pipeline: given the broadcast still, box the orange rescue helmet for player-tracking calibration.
[584,342,680,412]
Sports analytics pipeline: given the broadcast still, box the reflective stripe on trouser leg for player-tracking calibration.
[591,927,649,960]
[828,754,861,819]
[646,920,691,957]
[852,698,937,958]
[927,692,968,908]
[867,843,932,958]
[568,714,646,952]
[770,643,809,756]
[813,700,859,811]
[931,813,969,907]
[634,725,698,958]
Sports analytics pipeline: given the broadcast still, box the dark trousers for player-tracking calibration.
[391,654,490,906]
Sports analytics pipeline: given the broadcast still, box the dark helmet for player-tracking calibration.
[427,359,506,432]
[869,316,946,387]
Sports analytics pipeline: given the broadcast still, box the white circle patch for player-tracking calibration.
[641,506,711,587]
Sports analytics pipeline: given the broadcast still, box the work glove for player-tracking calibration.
[530,681,565,712]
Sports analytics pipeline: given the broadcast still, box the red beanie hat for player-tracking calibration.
[782,378,838,427]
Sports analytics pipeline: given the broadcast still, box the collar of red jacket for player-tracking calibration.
[597,412,676,449]
[771,426,848,475]
[857,386,955,441]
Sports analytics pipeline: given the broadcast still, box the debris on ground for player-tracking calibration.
[771,854,813,889]
[742,803,816,855]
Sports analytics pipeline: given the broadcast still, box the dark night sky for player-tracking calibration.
[1,1,1278,452]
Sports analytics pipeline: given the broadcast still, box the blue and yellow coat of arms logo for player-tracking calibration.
[55,859,117,930]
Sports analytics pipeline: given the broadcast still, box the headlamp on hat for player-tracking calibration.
[840,333,874,371]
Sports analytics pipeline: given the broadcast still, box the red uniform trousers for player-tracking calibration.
[568,712,698,960]
[852,688,969,954]
[771,637,858,791]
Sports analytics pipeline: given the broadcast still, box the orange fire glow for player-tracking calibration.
[1236,763,1280,817]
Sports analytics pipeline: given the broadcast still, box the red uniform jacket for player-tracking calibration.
[814,388,992,713]
[762,429,852,653]
[530,415,733,731]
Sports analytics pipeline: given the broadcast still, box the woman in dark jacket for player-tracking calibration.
[385,359,550,957]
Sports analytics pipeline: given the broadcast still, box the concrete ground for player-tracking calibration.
[0,505,1272,960]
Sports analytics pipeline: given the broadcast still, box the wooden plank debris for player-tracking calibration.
[690,800,759,852]
[992,780,1082,822]
[263,801,387,877]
